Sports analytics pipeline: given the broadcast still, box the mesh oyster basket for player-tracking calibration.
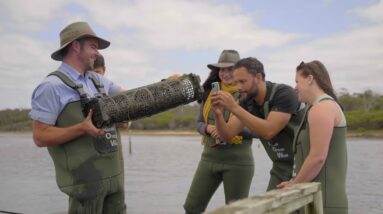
[84,73,203,128]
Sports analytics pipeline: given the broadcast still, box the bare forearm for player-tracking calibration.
[230,105,273,139]
[293,154,325,183]
[214,112,236,141]
[33,123,85,147]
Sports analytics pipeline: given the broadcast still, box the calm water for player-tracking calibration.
[0,133,382,214]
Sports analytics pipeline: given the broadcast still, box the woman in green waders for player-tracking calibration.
[277,60,348,214]
[183,50,254,214]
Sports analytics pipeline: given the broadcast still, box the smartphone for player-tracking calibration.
[211,82,220,92]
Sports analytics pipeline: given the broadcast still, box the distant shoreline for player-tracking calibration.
[347,130,383,138]
[1,129,382,138]
[122,130,199,136]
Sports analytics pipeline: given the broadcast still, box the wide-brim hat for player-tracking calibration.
[207,50,240,70]
[51,21,110,61]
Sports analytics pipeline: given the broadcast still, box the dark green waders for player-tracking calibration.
[293,96,348,214]
[256,84,303,190]
[184,92,254,214]
[48,71,126,214]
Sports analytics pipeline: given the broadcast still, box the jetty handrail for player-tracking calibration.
[205,182,323,214]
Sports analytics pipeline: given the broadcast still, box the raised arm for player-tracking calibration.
[214,111,244,142]
[211,91,244,142]
[211,90,292,140]
[232,106,291,140]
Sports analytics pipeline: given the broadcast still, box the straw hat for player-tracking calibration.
[51,21,110,61]
[207,50,240,69]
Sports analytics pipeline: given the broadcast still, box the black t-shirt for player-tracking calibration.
[240,81,299,119]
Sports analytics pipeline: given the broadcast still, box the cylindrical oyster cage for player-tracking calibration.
[86,73,203,128]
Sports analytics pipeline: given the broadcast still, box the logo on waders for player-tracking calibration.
[268,141,290,160]
[94,126,119,153]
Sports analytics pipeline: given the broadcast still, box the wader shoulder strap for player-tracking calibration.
[48,71,87,99]
[293,104,310,153]
[263,83,279,118]
[88,73,106,95]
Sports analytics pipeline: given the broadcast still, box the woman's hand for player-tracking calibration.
[206,124,219,139]
[277,180,294,189]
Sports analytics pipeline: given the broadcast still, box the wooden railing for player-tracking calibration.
[206,182,323,214]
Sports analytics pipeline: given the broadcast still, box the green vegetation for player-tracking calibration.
[1,90,382,136]
[130,104,199,130]
[0,104,200,131]
[0,108,32,131]
[338,89,383,136]
[345,110,383,130]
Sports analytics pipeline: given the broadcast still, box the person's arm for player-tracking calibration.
[32,110,104,147]
[230,104,291,140]
[214,111,244,142]
[196,102,221,139]
[277,102,335,188]
[211,90,292,140]
[211,93,244,142]
[196,103,208,136]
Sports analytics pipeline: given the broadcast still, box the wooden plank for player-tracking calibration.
[205,182,323,214]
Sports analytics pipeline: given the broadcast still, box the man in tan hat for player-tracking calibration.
[29,21,126,213]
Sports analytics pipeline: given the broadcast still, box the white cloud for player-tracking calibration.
[0,32,55,85]
[0,0,381,109]
[352,0,383,23]
[266,23,383,94]
[74,0,304,91]
[0,0,65,32]
[80,0,302,51]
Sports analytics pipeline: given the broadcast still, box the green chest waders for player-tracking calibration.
[184,93,254,214]
[47,71,124,201]
[201,92,254,165]
[254,84,304,190]
[293,97,348,214]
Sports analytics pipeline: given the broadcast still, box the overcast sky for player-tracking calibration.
[0,0,382,109]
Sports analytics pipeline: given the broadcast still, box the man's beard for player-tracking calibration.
[240,80,259,102]
[82,58,93,72]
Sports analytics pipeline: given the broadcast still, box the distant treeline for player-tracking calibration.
[0,105,200,131]
[1,89,382,132]
[339,89,383,131]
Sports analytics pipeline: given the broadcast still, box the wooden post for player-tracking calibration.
[309,189,323,214]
